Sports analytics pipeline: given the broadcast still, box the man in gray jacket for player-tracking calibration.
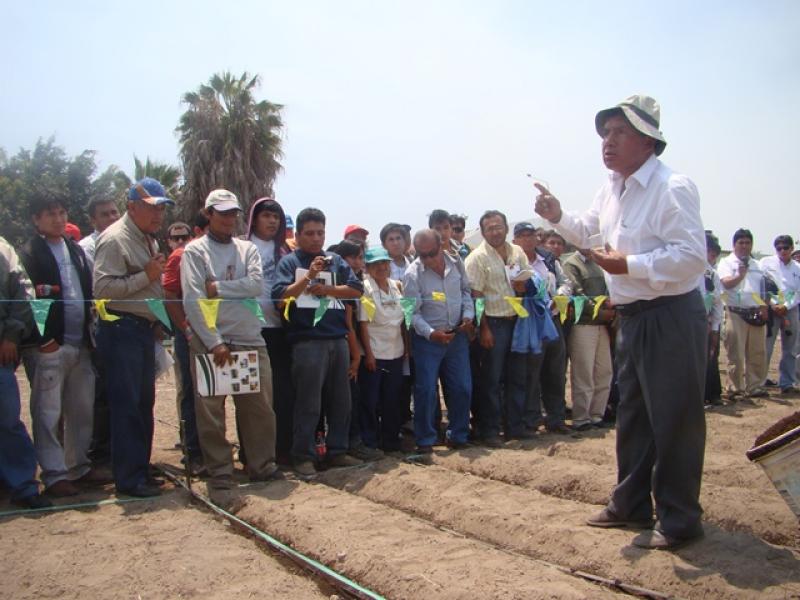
[181,189,279,490]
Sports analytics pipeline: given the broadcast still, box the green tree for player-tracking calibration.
[0,137,122,247]
[176,71,284,219]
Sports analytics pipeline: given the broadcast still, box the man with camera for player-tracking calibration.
[272,208,364,479]
[718,229,769,401]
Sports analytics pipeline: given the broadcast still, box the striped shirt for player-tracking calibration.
[465,240,530,317]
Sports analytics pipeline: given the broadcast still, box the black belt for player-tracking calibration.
[486,315,516,321]
[616,290,694,316]
[106,309,157,328]
[726,306,760,316]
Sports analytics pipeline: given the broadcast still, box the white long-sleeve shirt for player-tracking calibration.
[760,255,800,310]
[717,253,766,309]
[552,154,706,305]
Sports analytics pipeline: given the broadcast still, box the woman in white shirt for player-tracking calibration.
[358,247,408,452]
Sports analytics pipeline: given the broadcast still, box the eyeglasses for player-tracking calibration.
[776,245,792,251]
[170,234,190,242]
[417,248,439,259]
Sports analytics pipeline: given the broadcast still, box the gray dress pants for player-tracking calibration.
[608,289,707,540]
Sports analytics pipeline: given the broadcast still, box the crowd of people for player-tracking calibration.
[1,94,797,552]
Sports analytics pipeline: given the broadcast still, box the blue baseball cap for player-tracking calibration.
[365,247,391,264]
[128,177,174,206]
[285,215,294,229]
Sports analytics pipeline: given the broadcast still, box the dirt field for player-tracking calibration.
[2,345,799,599]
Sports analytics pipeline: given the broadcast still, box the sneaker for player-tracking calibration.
[11,494,53,510]
[348,443,385,462]
[45,479,79,497]
[325,454,363,468]
[293,460,317,479]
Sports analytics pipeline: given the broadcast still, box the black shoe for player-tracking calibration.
[546,423,572,435]
[120,483,162,498]
[482,436,504,448]
[446,439,472,449]
[572,422,593,432]
[11,494,53,510]
[764,378,778,388]
[415,445,434,454]
[505,431,536,441]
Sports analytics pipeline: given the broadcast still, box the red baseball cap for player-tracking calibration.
[344,224,369,238]
[64,223,82,242]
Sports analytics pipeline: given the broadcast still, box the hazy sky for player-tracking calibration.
[3,0,798,253]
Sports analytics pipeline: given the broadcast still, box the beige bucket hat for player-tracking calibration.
[595,94,667,156]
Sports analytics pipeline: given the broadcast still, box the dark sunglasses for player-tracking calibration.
[417,248,439,259]
[170,234,190,242]
[776,245,792,251]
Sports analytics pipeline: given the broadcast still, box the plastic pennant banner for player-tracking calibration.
[786,291,795,306]
[750,292,766,307]
[29,299,54,336]
[145,299,171,330]
[504,296,529,318]
[553,295,570,324]
[534,282,548,301]
[360,295,376,322]
[313,297,330,326]
[198,298,221,330]
[592,295,608,320]
[242,298,267,325]
[400,298,416,328]
[573,295,586,324]
[703,292,714,312]
[475,297,486,326]
[94,299,120,322]
[432,291,446,302]
[283,296,295,322]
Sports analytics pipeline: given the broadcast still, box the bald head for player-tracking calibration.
[413,228,441,250]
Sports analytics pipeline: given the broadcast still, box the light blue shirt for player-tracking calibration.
[402,252,473,339]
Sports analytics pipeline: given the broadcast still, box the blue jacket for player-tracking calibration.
[511,275,558,354]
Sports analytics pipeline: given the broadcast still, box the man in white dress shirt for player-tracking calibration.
[535,95,707,550]
[760,235,800,393]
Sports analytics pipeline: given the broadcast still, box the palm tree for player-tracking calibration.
[133,156,182,197]
[176,71,284,219]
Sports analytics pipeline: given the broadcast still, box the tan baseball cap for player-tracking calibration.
[204,189,241,212]
[595,94,667,156]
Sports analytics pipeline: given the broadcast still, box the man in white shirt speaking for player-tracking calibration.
[534,95,707,550]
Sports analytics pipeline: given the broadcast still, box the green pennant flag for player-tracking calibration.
[703,292,714,312]
[787,291,796,306]
[535,281,548,301]
[475,297,486,326]
[573,295,586,323]
[145,299,171,330]
[313,297,330,326]
[30,299,54,336]
[242,298,267,325]
[400,297,416,328]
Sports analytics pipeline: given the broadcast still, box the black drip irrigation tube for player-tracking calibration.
[156,466,386,600]
[0,496,158,519]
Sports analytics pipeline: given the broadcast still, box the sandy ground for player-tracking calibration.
[2,343,799,599]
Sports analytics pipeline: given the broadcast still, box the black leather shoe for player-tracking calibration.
[120,483,162,498]
[12,494,53,510]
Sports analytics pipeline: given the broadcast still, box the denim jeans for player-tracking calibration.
[0,365,39,500]
[291,338,351,462]
[476,317,527,438]
[97,317,156,492]
[262,327,295,461]
[173,327,201,460]
[358,357,404,450]
[765,307,799,388]
[524,319,566,429]
[411,332,471,446]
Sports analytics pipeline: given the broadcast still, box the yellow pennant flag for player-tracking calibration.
[94,299,120,321]
[504,296,529,318]
[361,295,376,321]
[720,292,729,304]
[751,292,766,306]
[592,295,608,320]
[198,298,221,330]
[553,295,570,324]
[283,296,295,322]
[432,291,446,302]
